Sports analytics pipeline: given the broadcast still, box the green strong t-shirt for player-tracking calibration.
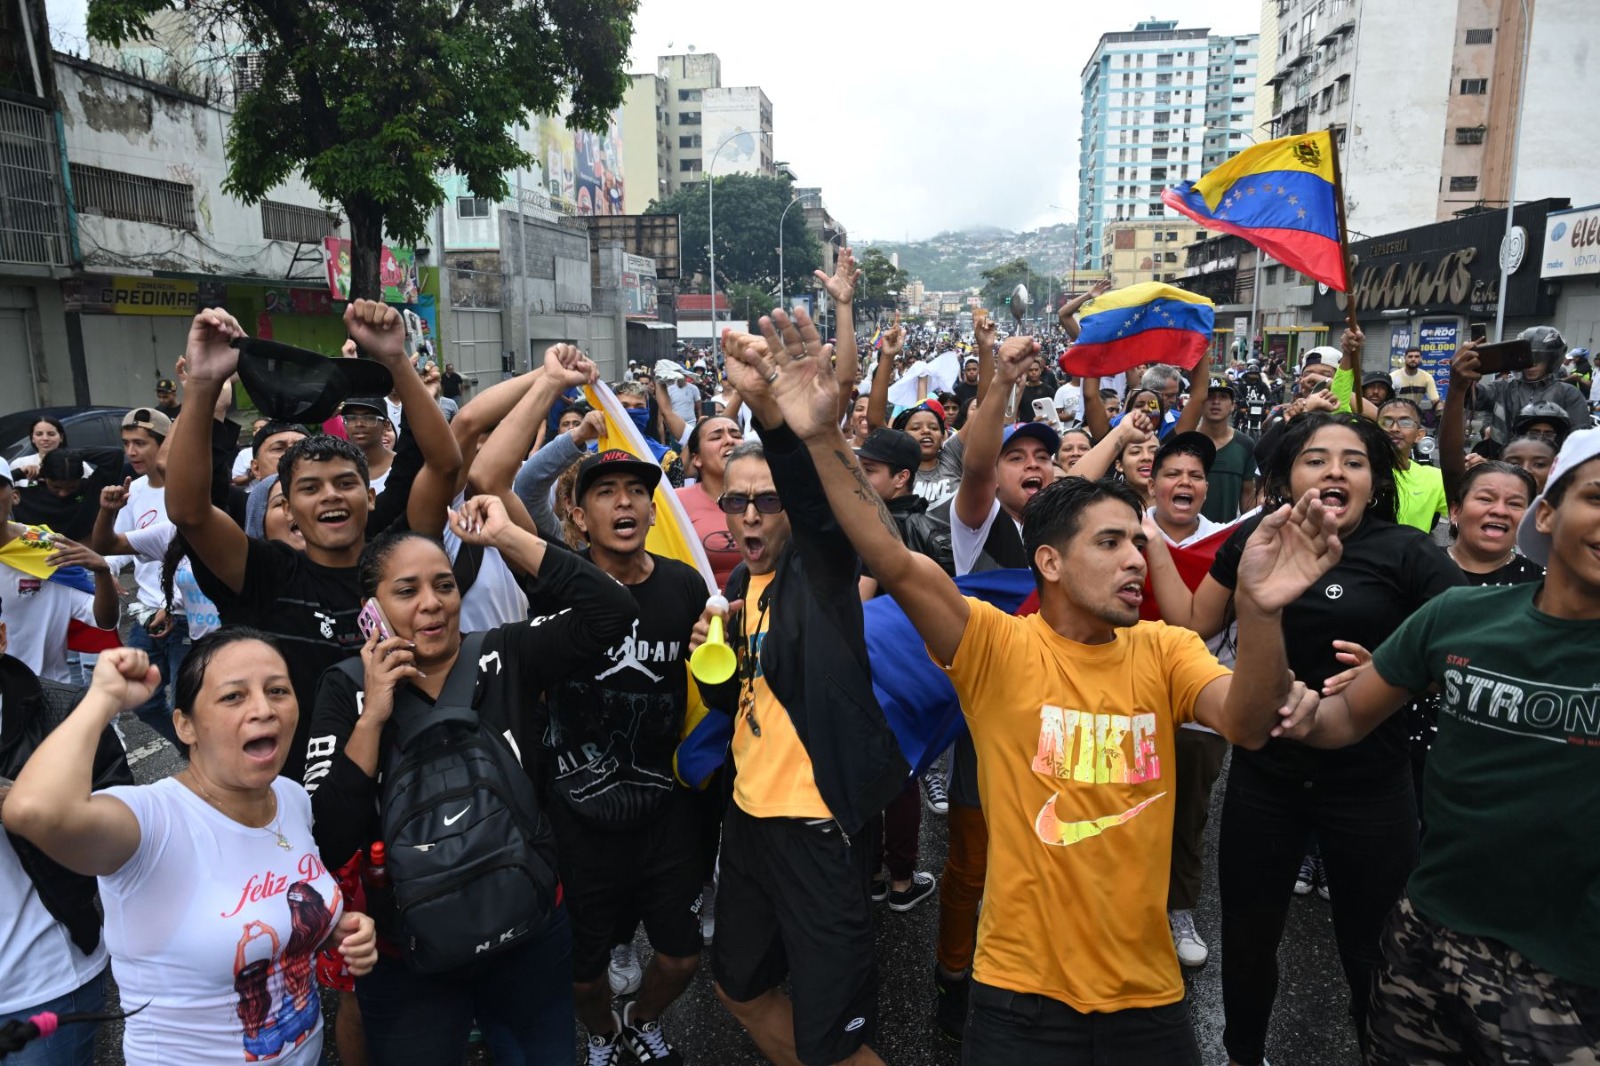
[1371,583,1600,987]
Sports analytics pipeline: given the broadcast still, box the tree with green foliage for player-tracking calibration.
[856,247,909,319]
[646,174,823,299]
[87,0,637,301]
[978,257,1061,316]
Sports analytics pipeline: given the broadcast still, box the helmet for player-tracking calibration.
[1569,347,1591,361]
[1512,401,1572,446]
[1517,325,1566,369]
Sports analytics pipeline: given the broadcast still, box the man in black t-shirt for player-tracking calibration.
[164,300,464,782]
[440,362,465,400]
[529,449,705,1066]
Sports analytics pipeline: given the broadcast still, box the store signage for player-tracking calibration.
[1541,204,1600,278]
[63,275,225,315]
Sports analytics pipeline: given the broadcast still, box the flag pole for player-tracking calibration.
[1326,128,1358,331]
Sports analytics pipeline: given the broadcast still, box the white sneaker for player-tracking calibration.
[699,881,716,943]
[1168,909,1208,967]
[608,943,642,996]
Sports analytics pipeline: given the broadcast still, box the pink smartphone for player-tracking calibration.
[357,598,392,642]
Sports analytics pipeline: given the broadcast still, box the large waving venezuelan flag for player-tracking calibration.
[1060,282,1215,378]
[1161,129,1348,292]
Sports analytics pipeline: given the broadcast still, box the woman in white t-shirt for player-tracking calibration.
[5,633,377,1066]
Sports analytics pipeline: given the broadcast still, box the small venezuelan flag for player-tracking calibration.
[1060,283,1214,378]
[1161,129,1348,291]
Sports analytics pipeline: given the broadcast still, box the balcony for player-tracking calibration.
[0,98,73,270]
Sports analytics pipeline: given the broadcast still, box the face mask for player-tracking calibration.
[626,407,652,433]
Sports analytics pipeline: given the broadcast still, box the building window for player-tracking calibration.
[1235,58,1248,66]
[1336,75,1351,102]
[261,200,337,242]
[1153,231,1164,242]
[1152,130,1169,143]
[1459,78,1488,95]
[1150,167,1168,181]
[677,88,701,101]
[679,159,701,172]
[1151,147,1168,161]
[1455,126,1486,145]
[679,111,701,124]
[1233,77,1246,86]
[1464,28,1493,44]
[1153,110,1171,124]
[1156,53,1174,66]
[1148,203,1165,217]
[70,163,196,230]
[455,196,490,219]
[1449,175,1480,192]
[679,134,702,148]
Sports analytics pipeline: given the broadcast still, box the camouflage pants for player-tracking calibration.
[1367,897,1600,1065]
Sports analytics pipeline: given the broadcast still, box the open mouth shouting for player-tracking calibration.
[612,513,642,542]
[1115,580,1144,609]
[1478,518,1511,542]
[742,535,769,564]
[1021,473,1046,498]
[1318,487,1350,519]
[242,731,281,765]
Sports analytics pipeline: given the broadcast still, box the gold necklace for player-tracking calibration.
[187,772,291,850]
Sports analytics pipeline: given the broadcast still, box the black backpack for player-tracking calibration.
[339,631,557,975]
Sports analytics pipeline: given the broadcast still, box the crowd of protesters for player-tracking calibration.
[1,245,1596,1066]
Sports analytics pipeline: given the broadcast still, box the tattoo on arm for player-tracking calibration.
[833,449,903,542]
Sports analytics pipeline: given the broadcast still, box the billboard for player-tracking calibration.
[1416,319,1457,399]
[702,88,766,177]
[1541,204,1600,278]
[622,253,659,319]
[575,120,625,217]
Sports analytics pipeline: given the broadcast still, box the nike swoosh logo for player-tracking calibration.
[443,806,470,826]
[1033,792,1165,847]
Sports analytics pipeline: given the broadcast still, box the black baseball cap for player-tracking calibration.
[232,336,394,423]
[341,397,386,416]
[155,378,176,392]
[855,428,921,477]
[1153,430,1216,474]
[1207,377,1236,398]
[575,448,663,501]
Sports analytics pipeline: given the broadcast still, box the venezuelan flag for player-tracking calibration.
[1060,282,1215,378]
[1162,129,1348,291]
[582,381,716,595]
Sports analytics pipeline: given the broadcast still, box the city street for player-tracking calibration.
[94,710,1362,1066]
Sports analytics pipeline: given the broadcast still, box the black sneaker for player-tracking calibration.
[922,773,949,814]
[933,964,969,1042]
[620,1002,683,1065]
[585,1031,625,1066]
[870,870,890,903]
[888,871,936,913]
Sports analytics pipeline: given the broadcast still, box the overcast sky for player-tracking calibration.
[46,0,1261,240]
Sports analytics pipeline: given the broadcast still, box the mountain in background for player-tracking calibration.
[862,222,1082,292]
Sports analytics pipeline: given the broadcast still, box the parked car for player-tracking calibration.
[0,406,132,463]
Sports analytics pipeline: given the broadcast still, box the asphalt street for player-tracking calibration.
[95,706,1363,1066]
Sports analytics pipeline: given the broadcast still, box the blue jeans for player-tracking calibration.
[125,615,189,746]
[355,905,574,1066]
[0,970,107,1066]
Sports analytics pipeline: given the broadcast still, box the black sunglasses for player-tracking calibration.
[717,492,784,515]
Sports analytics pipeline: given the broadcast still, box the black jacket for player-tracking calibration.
[885,493,954,577]
[0,656,133,956]
[708,421,908,836]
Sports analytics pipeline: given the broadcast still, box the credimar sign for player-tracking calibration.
[1541,204,1600,278]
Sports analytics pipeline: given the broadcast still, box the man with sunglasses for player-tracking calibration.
[1379,397,1447,533]
[339,396,396,493]
[693,395,906,1065]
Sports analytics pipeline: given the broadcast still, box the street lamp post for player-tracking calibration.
[1494,0,1531,343]
[778,192,818,311]
[707,129,773,337]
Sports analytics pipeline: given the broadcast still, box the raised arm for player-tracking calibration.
[1171,349,1212,435]
[1337,326,1374,417]
[5,650,153,875]
[815,247,860,421]
[730,309,971,665]
[1439,341,1481,501]
[342,302,463,538]
[1081,376,1111,441]
[1192,491,1343,747]
[973,310,998,404]
[472,347,594,501]
[652,376,689,444]
[1071,411,1148,481]
[865,318,903,432]
[1057,278,1110,343]
[165,309,251,595]
[1300,658,1418,748]
[953,333,1038,529]
[448,367,547,497]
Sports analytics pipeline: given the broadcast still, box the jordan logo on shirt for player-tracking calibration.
[1030,705,1166,847]
[595,618,679,684]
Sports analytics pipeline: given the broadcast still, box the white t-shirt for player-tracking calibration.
[96,777,342,1066]
[666,381,701,426]
[443,496,529,632]
[0,564,102,682]
[952,497,1021,578]
[123,523,221,638]
[0,693,110,1012]
[231,448,254,482]
[112,478,169,613]
[1053,382,1084,419]
[7,452,93,489]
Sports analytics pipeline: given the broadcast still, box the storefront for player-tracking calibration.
[1311,198,1568,396]
[1540,203,1600,355]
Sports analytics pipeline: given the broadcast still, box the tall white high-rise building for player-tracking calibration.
[1077,20,1258,272]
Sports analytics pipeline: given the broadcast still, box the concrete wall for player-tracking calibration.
[621,75,667,214]
[1345,0,1457,237]
[1506,0,1600,216]
[497,212,602,375]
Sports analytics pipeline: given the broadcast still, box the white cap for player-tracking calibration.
[0,457,12,485]
[1517,426,1600,566]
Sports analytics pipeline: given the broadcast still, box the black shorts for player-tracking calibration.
[713,805,878,1066]
[548,789,704,981]
[963,981,1200,1065]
